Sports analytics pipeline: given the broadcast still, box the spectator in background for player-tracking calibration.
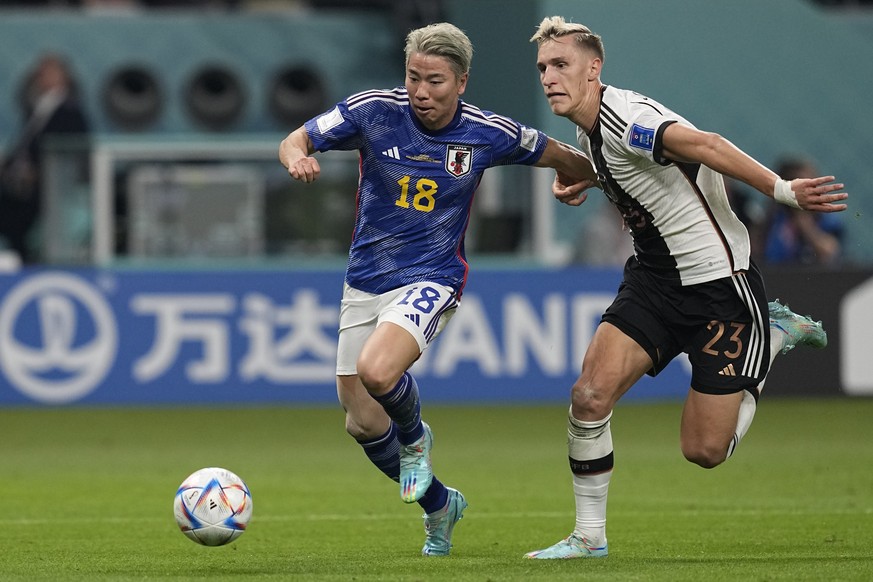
[0,53,89,263]
[763,156,844,265]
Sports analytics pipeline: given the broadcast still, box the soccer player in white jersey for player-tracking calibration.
[279,22,598,556]
[524,16,849,559]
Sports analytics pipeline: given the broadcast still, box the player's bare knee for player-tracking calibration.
[682,442,727,469]
[355,363,394,395]
[570,381,612,419]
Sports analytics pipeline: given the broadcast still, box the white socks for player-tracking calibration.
[727,325,784,458]
[568,410,613,546]
[726,389,757,458]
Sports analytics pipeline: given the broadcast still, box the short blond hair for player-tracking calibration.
[405,22,474,79]
[530,16,604,61]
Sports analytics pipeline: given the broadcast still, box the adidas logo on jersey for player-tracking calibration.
[718,364,737,377]
[382,146,400,159]
[405,313,420,326]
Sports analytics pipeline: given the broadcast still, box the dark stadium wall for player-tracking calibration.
[761,265,872,398]
[0,11,402,138]
[0,3,869,259]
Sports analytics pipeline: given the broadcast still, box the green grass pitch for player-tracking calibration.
[1,398,871,581]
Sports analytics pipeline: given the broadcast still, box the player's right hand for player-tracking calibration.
[553,175,596,206]
[289,156,321,183]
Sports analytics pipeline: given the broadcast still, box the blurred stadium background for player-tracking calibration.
[0,0,871,407]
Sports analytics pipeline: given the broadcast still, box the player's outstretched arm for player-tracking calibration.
[660,122,848,213]
[279,126,321,183]
[536,137,600,206]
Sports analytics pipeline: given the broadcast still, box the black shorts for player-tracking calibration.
[602,257,771,395]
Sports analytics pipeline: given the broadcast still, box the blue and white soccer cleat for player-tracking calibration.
[768,299,827,354]
[422,487,467,556]
[524,534,608,559]
[400,422,433,503]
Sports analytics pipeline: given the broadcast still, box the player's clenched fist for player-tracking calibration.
[289,156,321,183]
[279,126,321,183]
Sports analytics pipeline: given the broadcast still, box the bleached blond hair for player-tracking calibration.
[405,22,474,79]
[530,16,604,61]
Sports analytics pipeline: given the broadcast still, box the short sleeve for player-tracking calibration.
[304,100,364,152]
[492,123,549,167]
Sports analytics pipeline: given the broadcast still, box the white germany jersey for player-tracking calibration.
[576,86,750,286]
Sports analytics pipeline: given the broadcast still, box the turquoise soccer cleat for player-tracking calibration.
[523,534,608,559]
[768,299,827,354]
[422,487,467,556]
[400,422,433,503]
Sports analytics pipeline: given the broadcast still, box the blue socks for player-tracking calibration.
[358,422,448,514]
[359,422,400,483]
[372,372,424,445]
[360,372,447,514]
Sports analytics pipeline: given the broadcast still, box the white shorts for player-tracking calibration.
[336,282,459,375]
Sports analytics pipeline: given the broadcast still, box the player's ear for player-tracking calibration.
[457,72,468,95]
[588,58,602,81]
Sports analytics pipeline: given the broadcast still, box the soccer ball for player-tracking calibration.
[173,467,253,546]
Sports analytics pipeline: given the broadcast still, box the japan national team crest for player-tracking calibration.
[445,144,473,177]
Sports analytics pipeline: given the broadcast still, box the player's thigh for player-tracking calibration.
[359,282,458,390]
[680,388,744,448]
[574,322,653,415]
[357,322,422,391]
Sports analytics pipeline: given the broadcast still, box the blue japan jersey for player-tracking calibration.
[304,87,548,296]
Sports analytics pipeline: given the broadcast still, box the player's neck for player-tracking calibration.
[572,81,603,135]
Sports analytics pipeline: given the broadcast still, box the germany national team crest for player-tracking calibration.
[445,144,473,177]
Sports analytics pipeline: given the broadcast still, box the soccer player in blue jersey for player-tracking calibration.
[279,22,598,556]
[524,16,849,560]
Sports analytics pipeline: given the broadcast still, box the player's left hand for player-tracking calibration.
[793,176,848,212]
